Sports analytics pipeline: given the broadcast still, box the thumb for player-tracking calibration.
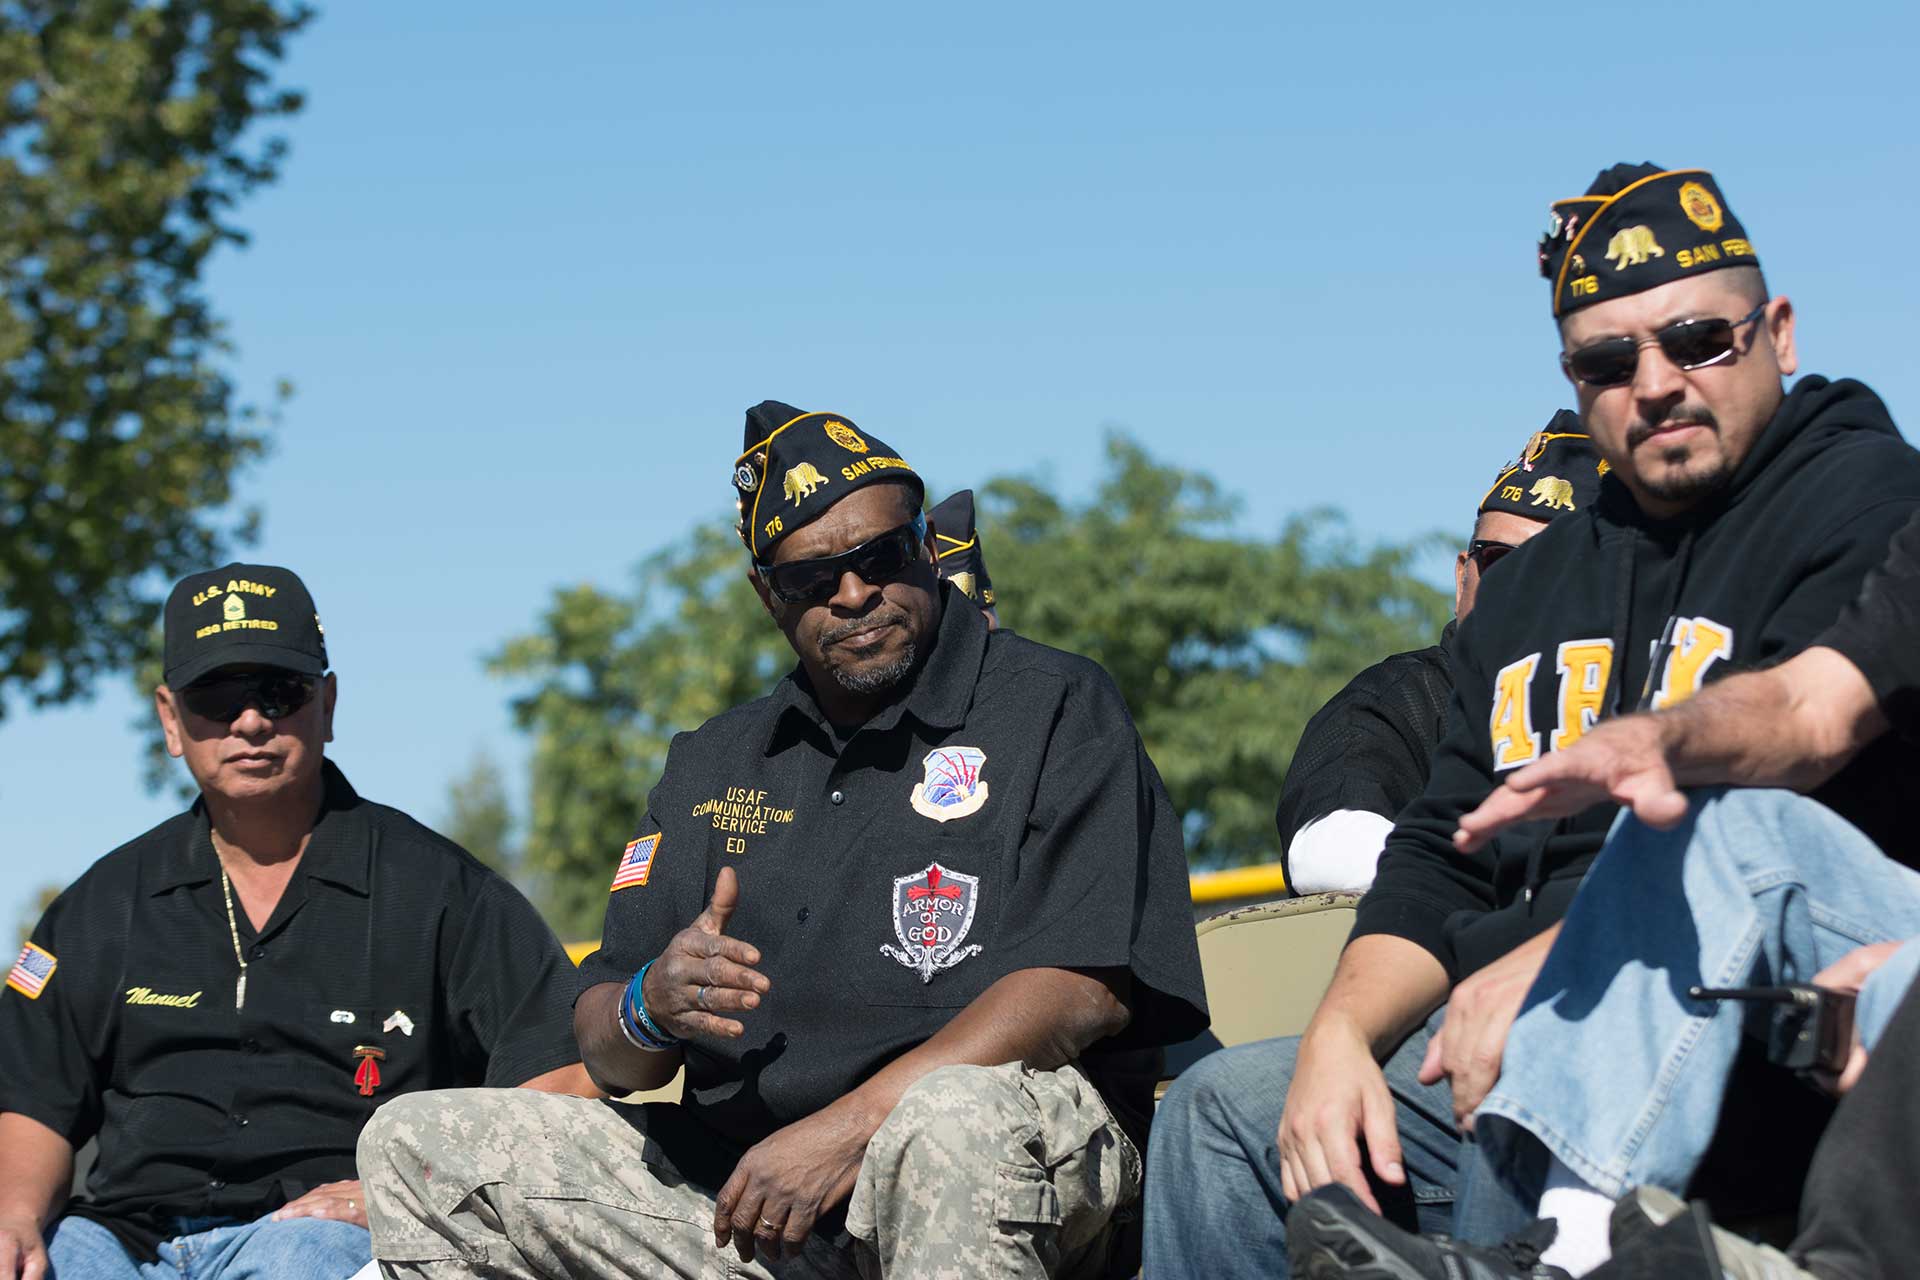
[698,865,740,936]
[1360,1079,1406,1187]
[1417,1024,1446,1086]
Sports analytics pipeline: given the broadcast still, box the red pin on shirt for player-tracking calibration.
[352,1045,386,1097]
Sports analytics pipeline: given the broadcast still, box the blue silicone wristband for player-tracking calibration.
[627,960,681,1048]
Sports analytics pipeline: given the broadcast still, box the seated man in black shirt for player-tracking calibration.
[357,403,1209,1279]
[1292,508,1920,1277]
[1290,505,1920,1279]
[1141,163,1920,1279]
[1277,418,1601,895]
[0,565,593,1280]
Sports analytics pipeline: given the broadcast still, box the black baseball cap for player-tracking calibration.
[162,563,328,689]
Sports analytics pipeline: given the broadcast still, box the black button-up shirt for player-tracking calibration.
[0,762,582,1260]
[580,585,1207,1178]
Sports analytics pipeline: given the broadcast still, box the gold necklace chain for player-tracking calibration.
[219,867,249,1011]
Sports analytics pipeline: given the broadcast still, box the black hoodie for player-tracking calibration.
[1355,377,1920,981]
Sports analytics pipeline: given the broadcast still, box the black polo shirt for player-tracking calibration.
[0,762,581,1261]
[579,584,1208,1178]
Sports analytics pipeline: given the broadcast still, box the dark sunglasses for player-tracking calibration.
[179,671,321,722]
[1561,302,1767,388]
[1466,539,1518,574]
[756,515,927,605]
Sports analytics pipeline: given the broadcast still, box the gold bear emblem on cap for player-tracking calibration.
[783,462,829,505]
[1529,476,1576,511]
[1606,225,1664,271]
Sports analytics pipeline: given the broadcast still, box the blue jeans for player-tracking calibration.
[46,1212,369,1280]
[1141,1009,1528,1277]
[1476,788,1920,1203]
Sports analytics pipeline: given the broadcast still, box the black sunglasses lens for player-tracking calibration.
[850,528,917,583]
[766,562,837,603]
[1566,339,1639,387]
[183,674,315,722]
[1658,318,1736,370]
[1470,543,1513,573]
[765,523,922,604]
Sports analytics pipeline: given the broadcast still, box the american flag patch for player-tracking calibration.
[611,834,661,893]
[7,942,56,1000]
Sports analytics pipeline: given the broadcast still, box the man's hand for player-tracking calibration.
[644,867,770,1041]
[1455,714,1687,853]
[712,1102,874,1264]
[0,1214,47,1280]
[270,1179,367,1229]
[1812,941,1904,1095]
[1277,1019,1405,1214]
[1417,924,1557,1130]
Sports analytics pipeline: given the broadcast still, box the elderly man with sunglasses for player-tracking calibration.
[0,565,594,1280]
[1274,417,1602,897]
[355,403,1207,1280]
[1143,163,1920,1280]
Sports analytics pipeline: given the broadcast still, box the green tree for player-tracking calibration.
[441,748,520,879]
[492,438,1450,936]
[0,0,310,716]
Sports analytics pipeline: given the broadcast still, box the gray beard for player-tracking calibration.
[831,642,918,695]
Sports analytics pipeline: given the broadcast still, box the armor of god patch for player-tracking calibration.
[880,863,983,983]
[909,746,989,822]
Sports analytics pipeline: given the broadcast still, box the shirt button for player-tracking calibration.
[796,906,810,923]
[232,1114,249,1128]
[249,945,267,960]
[830,789,845,805]
[208,1178,225,1190]
[240,1038,262,1054]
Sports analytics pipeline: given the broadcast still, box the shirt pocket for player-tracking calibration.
[852,832,1007,1009]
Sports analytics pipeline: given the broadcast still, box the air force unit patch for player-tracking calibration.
[909,746,989,822]
[7,942,55,1000]
[880,863,983,983]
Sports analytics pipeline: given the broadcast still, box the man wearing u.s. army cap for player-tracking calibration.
[360,400,1207,1279]
[0,563,594,1280]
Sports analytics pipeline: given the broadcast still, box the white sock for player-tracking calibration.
[1535,1156,1614,1276]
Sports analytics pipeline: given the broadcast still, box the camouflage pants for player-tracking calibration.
[357,1062,1139,1280]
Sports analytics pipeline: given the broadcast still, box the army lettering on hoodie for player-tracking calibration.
[1355,377,1920,981]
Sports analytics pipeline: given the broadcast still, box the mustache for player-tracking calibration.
[1627,403,1719,450]
[819,607,909,648]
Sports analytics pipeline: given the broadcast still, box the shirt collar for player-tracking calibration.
[763,582,988,754]
[152,760,371,896]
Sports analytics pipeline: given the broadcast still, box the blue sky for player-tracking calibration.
[6,1,1919,934]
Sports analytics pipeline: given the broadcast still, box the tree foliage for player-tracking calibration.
[440,749,520,880]
[492,437,1450,938]
[0,0,309,715]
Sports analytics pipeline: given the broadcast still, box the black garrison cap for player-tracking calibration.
[928,489,995,609]
[733,401,925,560]
[163,563,328,688]
[1478,411,1607,520]
[1539,164,1758,318]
